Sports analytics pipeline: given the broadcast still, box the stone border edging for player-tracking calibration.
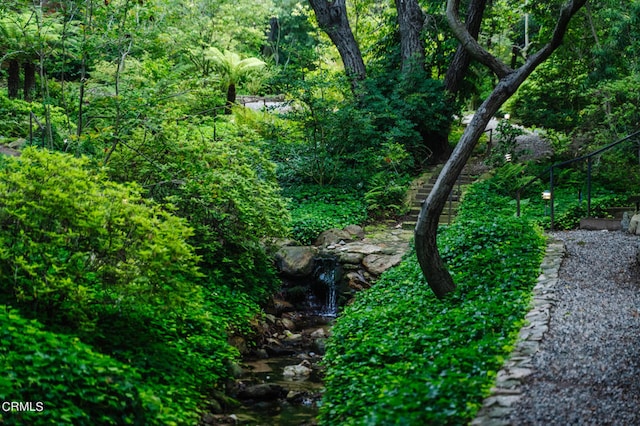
[471,238,565,426]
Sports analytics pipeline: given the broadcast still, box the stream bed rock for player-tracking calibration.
[202,225,413,425]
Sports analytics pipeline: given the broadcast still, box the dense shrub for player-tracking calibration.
[320,180,545,424]
[106,119,290,302]
[0,148,239,423]
[0,148,200,327]
[0,95,71,148]
[0,307,182,425]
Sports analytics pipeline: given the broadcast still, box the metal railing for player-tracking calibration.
[515,130,640,230]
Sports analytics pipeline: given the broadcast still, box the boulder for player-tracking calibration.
[237,384,285,400]
[280,317,296,331]
[630,214,640,234]
[338,242,383,255]
[343,224,365,239]
[337,251,364,264]
[310,328,326,339]
[362,253,403,276]
[621,211,631,232]
[314,228,352,246]
[283,360,312,377]
[283,330,302,342]
[275,246,318,277]
[345,271,370,291]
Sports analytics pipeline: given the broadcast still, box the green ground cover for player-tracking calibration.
[320,178,546,425]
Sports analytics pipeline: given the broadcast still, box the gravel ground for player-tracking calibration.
[508,230,640,425]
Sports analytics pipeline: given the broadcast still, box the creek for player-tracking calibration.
[219,256,341,425]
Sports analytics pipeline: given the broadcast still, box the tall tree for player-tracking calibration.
[395,0,427,75]
[443,0,487,97]
[415,0,588,299]
[308,0,366,84]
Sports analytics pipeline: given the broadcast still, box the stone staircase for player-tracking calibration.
[401,166,477,230]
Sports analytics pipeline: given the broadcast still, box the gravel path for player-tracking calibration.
[508,230,640,425]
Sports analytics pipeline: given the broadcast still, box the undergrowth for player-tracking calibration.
[320,179,546,425]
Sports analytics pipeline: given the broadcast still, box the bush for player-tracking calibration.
[320,180,545,425]
[0,148,200,328]
[364,172,411,219]
[106,119,290,302]
[0,148,240,423]
[0,95,71,149]
[0,306,192,425]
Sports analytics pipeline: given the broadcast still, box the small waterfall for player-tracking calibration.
[309,256,342,317]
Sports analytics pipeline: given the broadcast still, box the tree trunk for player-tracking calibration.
[264,17,280,65]
[415,82,518,298]
[8,60,20,99]
[395,0,426,75]
[415,0,588,299]
[308,0,366,85]
[425,0,488,163]
[225,83,236,114]
[443,0,487,96]
[23,61,36,102]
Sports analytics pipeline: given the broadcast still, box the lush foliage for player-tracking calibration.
[0,148,200,327]
[320,179,545,425]
[0,306,195,425]
[105,118,290,302]
[0,149,241,424]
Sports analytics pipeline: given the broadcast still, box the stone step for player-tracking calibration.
[579,217,622,231]
[412,197,460,206]
[408,203,459,214]
[401,217,453,230]
[403,168,478,230]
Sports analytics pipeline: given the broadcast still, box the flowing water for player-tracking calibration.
[306,256,342,318]
[227,257,342,425]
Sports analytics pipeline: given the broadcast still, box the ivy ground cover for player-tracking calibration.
[320,181,546,425]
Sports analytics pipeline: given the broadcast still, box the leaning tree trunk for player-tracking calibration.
[415,82,521,298]
[415,0,588,299]
[308,0,366,86]
[7,59,20,99]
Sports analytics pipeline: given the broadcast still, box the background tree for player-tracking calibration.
[415,0,588,299]
[205,47,266,112]
[308,0,366,85]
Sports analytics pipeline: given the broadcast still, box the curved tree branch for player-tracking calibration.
[417,0,588,299]
[446,0,512,78]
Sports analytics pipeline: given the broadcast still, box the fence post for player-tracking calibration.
[550,166,555,231]
[587,157,592,217]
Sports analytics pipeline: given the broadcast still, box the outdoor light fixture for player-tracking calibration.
[542,190,551,200]
[504,113,511,120]
[504,153,512,162]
